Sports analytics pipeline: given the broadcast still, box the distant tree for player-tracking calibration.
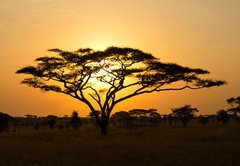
[227,97,240,124]
[167,114,173,126]
[111,109,161,128]
[0,112,15,132]
[129,109,158,126]
[24,114,37,118]
[208,114,217,122]
[88,110,100,128]
[172,105,199,127]
[217,110,229,125]
[111,111,131,128]
[129,109,158,117]
[88,110,101,119]
[227,97,240,108]
[47,119,56,129]
[198,115,209,126]
[129,109,149,118]
[149,111,161,127]
[162,115,168,124]
[16,47,225,135]
[46,115,57,129]
[47,115,58,119]
[70,111,82,130]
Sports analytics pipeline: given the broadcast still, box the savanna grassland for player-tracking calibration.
[0,123,240,166]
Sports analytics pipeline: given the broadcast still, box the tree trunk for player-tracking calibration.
[99,110,111,135]
[100,123,107,135]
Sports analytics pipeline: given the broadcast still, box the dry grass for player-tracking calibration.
[0,124,240,166]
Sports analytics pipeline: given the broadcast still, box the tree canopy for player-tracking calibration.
[16,46,225,134]
[217,110,229,125]
[227,97,240,113]
[172,105,199,126]
[227,96,240,124]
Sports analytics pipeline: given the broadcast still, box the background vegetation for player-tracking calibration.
[0,97,239,165]
[0,123,240,166]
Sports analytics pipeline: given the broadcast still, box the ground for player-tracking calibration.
[0,123,240,166]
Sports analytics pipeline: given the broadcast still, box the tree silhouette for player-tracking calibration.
[172,105,199,127]
[167,114,174,126]
[198,115,209,126]
[111,111,131,128]
[70,111,82,130]
[47,115,57,129]
[16,47,225,135]
[227,97,240,124]
[129,108,159,127]
[0,112,15,132]
[227,97,240,108]
[217,110,229,125]
[149,111,161,127]
[88,110,100,128]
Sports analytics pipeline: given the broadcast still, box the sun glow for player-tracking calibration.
[89,60,115,89]
[92,43,109,51]
[95,69,109,77]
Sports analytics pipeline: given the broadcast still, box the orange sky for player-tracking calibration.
[0,0,239,117]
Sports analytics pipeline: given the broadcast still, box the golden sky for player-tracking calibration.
[0,0,239,117]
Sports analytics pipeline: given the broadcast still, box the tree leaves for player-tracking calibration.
[16,46,226,115]
[16,66,44,77]
[172,105,199,117]
[21,78,61,92]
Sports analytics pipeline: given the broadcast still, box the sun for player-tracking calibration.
[95,68,109,78]
[89,60,114,89]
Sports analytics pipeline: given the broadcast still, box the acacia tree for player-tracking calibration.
[217,110,229,125]
[172,105,199,127]
[129,109,158,127]
[16,47,225,135]
[227,97,240,124]
[111,111,131,128]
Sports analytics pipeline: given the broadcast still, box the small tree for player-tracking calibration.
[198,115,209,126]
[70,111,82,130]
[46,115,57,129]
[47,119,56,129]
[129,109,158,127]
[16,47,225,135]
[227,97,240,124]
[111,111,131,128]
[129,109,149,118]
[227,97,240,108]
[149,111,161,127]
[217,110,229,125]
[0,112,15,132]
[172,105,199,127]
